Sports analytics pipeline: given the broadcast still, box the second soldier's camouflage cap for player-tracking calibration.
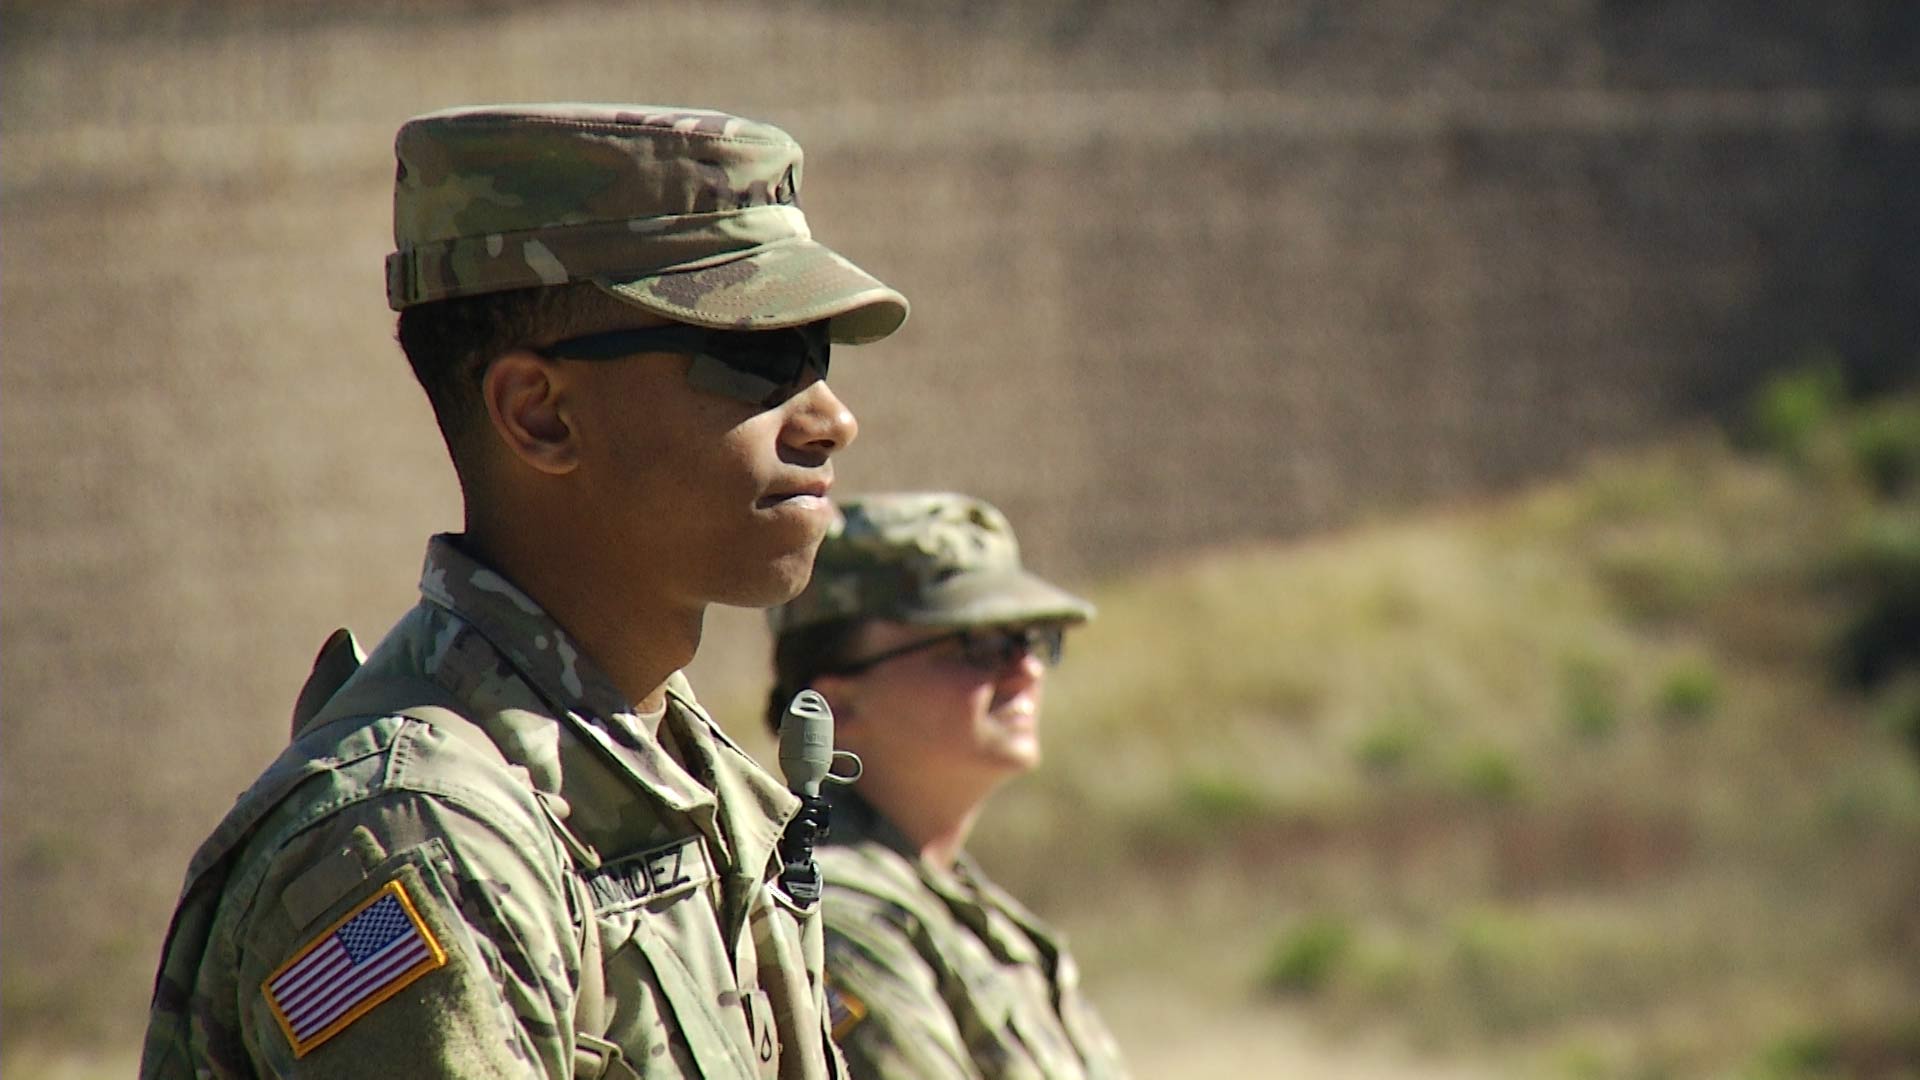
[769,493,1095,637]
[385,103,908,344]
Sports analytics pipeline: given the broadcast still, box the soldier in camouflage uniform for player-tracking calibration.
[764,494,1131,1080]
[140,104,908,1078]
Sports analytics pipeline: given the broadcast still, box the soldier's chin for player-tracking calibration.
[720,546,820,609]
[987,734,1041,774]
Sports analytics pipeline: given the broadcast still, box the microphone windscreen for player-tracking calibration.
[779,689,835,797]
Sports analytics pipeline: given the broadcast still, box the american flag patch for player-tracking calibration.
[263,878,447,1057]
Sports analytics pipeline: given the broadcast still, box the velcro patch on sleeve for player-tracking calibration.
[263,877,448,1057]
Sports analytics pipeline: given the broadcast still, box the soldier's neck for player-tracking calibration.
[862,777,994,871]
[461,517,699,716]
[915,815,978,872]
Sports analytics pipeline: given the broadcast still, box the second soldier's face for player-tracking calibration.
[836,620,1048,784]
[559,342,857,610]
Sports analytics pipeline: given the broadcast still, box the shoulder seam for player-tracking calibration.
[223,720,559,930]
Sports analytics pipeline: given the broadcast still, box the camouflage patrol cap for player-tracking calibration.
[386,103,909,344]
[770,493,1094,637]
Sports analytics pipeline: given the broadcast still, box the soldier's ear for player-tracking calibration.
[481,349,578,475]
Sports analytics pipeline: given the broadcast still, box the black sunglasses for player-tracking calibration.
[536,320,831,408]
[823,624,1067,678]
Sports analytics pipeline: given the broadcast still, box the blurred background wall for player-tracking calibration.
[3,0,1917,1067]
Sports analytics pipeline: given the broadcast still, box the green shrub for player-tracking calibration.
[1353,715,1425,775]
[1834,512,1920,687]
[1170,771,1267,828]
[1562,654,1622,740]
[1748,1017,1920,1080]
[1262,915,1354,995]
[1549,1042,1613,1080]
[1655,657,1721,723]
[1443,910,1545,1033]
[1844,511,1920,589]
[1846,400,1920,498]
[1748,1028,1841,1079]
[1594,544,1720,622]
[1871,677,1920,758]
[1456,746,1524,803]
[1745,364,1846,461]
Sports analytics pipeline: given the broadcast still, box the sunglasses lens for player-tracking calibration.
[1037,625,1065,665]
[1027,625,1064,666]
[715,326,828,382]
[544,323,830,408]
[960,626,1065,669]
[698,325,829,406]
[683,326,825,405]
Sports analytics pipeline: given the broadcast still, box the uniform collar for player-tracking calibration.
[417,533,635,722]
[827,787,1061,965]
[410,534,717,832]
[662,691,798,882]
[824,787,920,862]
[414,535,799,877]
[826,788,997,890]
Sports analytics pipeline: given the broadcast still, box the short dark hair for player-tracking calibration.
[394,282,641,484]
[764,618,868,736]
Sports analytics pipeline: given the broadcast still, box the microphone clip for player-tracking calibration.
[777,793,831,905]
[776,690,862,907]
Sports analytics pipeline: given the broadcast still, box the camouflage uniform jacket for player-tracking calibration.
[816,793,1129,1080]
[141,535,841,1079]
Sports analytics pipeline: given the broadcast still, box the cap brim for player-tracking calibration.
[599,238,908,345]
[904,569,1096,628]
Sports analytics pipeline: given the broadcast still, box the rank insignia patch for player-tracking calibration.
[826,980,868,1041]
[264,878,447,1057]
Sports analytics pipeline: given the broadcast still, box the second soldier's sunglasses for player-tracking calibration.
[536,320,831,409]
[823,624,1067,678]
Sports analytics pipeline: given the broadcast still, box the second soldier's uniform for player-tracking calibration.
[767,494,1131,1080]
[819,793,1129,1080]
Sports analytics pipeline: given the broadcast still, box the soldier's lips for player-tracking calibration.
[758,474,831,511]
[990,700,1039,732]
[756,492,830,513]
